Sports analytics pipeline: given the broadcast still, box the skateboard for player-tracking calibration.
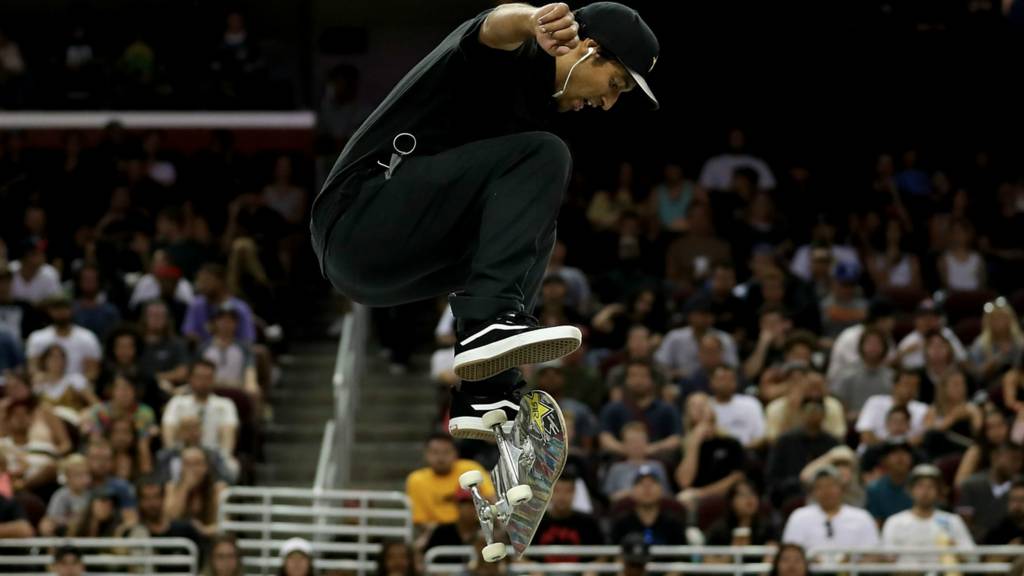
[458,390,568,562]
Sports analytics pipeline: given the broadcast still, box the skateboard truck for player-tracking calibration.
[458,409,534,562]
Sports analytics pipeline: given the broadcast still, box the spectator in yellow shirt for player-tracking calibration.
[405,433,494,528]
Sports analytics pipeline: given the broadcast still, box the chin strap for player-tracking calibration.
[552,47,595,98]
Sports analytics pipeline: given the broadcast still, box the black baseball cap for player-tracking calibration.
[574,2,659,109]
[633,464,659,485]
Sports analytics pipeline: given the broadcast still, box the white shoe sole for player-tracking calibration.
[453,325,582,381]
[448,416,516,441]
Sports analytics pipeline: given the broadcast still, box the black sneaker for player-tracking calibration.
[448,382,525,440]
[452,312,582,381]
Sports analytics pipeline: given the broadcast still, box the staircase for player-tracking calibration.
[349,353,438,491]
[256,341,338,487]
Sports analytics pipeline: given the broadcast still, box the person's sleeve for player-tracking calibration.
[238,302,257,344]
[789,247,810,281]
[723,334,740,368]
[653,334,674,370]
[950,514,976,547]
[945,328,968,362]
[81,330,102,360]
[749,399,766,442]
[865,486,881,519]
[599,404,619,435]
[161,398,181,427]
[455,9,530,62]
[824,398,847,440]
[697,160,716,190]
[25,331,44,360]
[601,464,621,497]
[880,515,898,546]
[221,398,240,428]
[781,511,802,544]
[755,160,777,189]
[406,473,430,524]
[181,302,204,337]
[45,490,67,519]
[665,404,683,436]
[855,398,877,433]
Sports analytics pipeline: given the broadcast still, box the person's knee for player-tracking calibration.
[521,131,571,168]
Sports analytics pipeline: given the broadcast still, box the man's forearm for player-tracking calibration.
[480,4,536,50]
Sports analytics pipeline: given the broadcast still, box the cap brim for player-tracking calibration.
[624,65,658,110]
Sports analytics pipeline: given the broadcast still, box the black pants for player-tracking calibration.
[318,131,572,325]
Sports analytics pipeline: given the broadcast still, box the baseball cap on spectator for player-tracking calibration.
[908,463,942,486]
[633,464,659,485]
[90,485,116,500]
[620,532,651,566]
[812,464,841,482]
[280,537,313,558]
[833,261,860,284]
[915,298,942,317]
[153,263,182,280]
[44,293,72,309]
[214,302,241,319]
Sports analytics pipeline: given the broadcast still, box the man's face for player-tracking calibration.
[813,476,842,511]
[190,365,215,396]
[710,368,737,399]
[632,476,662,506]
[78,269,100,297]
[51,554,84,576]
[88,446,112,478]
[626,327,651,357]
[910,478,939,510]
[886,412,910,438]
[884,450,912,478]
[1007,487,1024,523]
[550,478,575,515]
[802,403,825,430]
[893,374,919,404]
[213,314,238,338]
[993,447,1023,478]
[49,304,72,326]
[139,484,164,522]
[554,41,635,113]
[623,428,648,459]
[424,439,457,475]
[710,266,735,294]
[178,416,202,445]
[624,364,654,397]
[861,334,885,364]
[66,463,91,493]
[689,310,713,333]
[697,336,723,370]
[196,270,221,297]
[916,313,940,333]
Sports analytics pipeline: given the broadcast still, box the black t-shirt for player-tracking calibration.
[983,517,1024,545]
[706,517,779,546]
[693,436,745,488]
[0,495,26,523]
[311,9,557,259]
[533,511,606,562]
[426,523,473,550]
[611,510,687,546]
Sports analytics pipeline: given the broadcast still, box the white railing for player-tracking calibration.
[425,545,1024,575]
[0,537,198,575]
[218,486,412,576]
[0,111,316,129]
[315,303,368,491]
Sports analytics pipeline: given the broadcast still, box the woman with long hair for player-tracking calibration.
[33,344,98,414]
[705,479,778,546]
[70,488,123,537]
[163,446,226,536]
[867,217,922,293]
[970,297,1024,387]
[108,417,150,482]
[917,330,960,405]
[96,326,157,405]
[0,369,71,456]
[924,371,982,460]
[376,540,416,576]
[954,407,1010,487]
[770,544,809,576]
[203,534,245,576]
[226,237,275,324]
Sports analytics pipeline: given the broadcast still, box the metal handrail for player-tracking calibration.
[313,419,335,492]
[0,537,198,574]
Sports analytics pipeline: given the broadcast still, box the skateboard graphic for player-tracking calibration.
[458,390,568,562]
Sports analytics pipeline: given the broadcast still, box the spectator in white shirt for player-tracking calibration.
[709,365,765,449]
[790,219,861,284]
[857,370,929,449]
[9,238,61,305]
[655,296,738,381]
[161,360,239,474]
[782,466,880,561]
[896,299,966,371]
[881,464,974,565]
[128,251,195,311]
[826,299,896,382]
[697,128,776,191]
[26,295,101,381]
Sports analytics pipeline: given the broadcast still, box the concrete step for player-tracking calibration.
[354,422,432,442]
[264,443,322,464]
[273,403,334,422]
[355,402,437,423]
[262,423,325,443]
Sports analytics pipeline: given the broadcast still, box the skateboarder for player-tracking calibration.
[311,2,659,439]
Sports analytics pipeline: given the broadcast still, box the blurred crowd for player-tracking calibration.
[398,127,1024,574]
[0,123,314,572]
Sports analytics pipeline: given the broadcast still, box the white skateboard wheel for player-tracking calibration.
[507,484,533,506]
[482,542,507,562]
[482,409,508,429]
[459,470,484,489]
